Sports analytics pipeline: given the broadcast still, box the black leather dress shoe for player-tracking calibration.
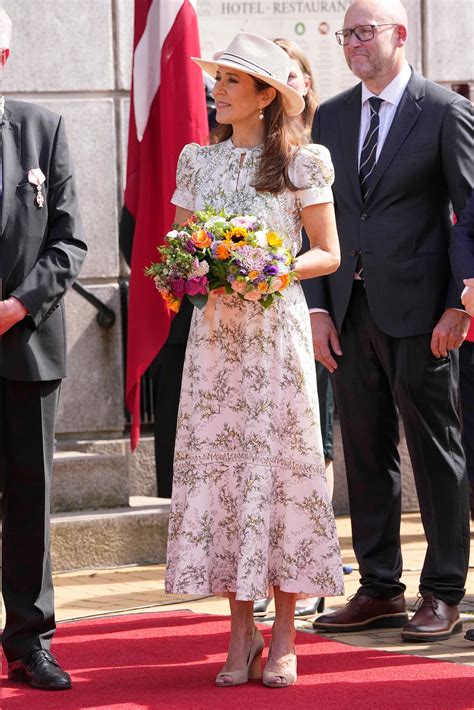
[8,650,72,690]
[465,629,474,641]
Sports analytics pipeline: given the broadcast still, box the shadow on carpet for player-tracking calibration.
[2,611,474,709]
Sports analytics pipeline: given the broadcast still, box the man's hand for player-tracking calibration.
[461,279,474,317]
[310,312,342,373]
[0,297,28,336]
[430,308,471,358]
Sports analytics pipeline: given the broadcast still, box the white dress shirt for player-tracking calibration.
[310,63,412,312]
[358,62,412,166]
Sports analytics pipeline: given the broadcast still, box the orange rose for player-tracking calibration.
[278,274,290,290]
[257,282,269,293]
[191,229,212,249]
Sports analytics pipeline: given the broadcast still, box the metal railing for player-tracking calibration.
[72,281,116,329]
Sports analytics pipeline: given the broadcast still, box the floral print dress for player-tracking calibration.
[165,138,344,600]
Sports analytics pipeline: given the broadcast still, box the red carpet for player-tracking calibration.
[2,611,473,709]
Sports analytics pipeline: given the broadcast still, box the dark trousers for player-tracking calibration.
[332,283,470,604]
[460,340,474,514]
[1,378,60,662]
[151,344,187,498]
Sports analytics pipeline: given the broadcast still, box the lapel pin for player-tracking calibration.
[27,168,46,208]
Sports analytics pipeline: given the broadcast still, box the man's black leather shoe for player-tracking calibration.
[465,628,474,641]
[8,650,72,690]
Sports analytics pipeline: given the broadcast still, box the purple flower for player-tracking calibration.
[184,239,196,254]
[235,245,268,271]
[185,276,208,296]
[263,264,279,276]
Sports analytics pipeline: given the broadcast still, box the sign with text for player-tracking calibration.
[196,1,357,102]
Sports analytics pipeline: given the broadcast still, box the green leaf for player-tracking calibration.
[188,293,209,310]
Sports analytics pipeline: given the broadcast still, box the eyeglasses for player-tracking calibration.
[335,24,398,46]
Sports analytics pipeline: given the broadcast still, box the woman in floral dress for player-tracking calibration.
[165,32,343,688]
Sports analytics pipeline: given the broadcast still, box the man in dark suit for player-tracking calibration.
[0,9,86,689]
[309,0,473,642]
[451,190,474,317]
[450,191,474,644]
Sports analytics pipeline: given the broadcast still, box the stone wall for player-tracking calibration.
[2,1,472,513]
[2,0,131,439]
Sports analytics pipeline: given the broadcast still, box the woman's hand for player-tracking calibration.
[462,278,474,317]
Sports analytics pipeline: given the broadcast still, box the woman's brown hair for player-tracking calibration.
[210,77,304,195]
[273,37,318,138]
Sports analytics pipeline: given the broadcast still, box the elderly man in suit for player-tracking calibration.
[309,0,473,642]
[0,9,86,689]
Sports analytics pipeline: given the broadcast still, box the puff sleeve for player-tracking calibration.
[171,142,202,211]
[289,144,334,209]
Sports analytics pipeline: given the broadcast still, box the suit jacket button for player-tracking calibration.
[361,213,368,221]
[350,249,359,257]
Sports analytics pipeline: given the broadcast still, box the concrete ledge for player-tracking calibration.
[52,450,129,512]
[51,504,170,572]
[55,436,158,499]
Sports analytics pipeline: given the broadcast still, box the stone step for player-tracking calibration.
[52,449,129,513]
[50,497,170,572]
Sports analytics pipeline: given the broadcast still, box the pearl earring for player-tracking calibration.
[259,108,264,120]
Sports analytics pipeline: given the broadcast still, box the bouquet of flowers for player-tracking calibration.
[145,208,298,312]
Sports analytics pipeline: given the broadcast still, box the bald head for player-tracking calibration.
[346,0,408,27]
[342,0,408,93]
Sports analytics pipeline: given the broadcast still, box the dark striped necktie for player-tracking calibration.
[359,97,383,201]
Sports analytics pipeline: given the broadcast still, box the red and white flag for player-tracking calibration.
[123,0,208,450]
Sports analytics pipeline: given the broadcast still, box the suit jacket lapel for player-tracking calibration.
[366,71,425,204]
[1,105,22,236]
[338,83,363,206]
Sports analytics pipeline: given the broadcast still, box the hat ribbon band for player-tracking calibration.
[217,52,276,79]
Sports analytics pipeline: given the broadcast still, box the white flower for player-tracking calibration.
[191,259,209,277]
[254,230,268,248]
[204,216,228,230]
[166,229,179,239]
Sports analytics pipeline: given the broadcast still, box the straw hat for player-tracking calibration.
[192,32,305,117]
